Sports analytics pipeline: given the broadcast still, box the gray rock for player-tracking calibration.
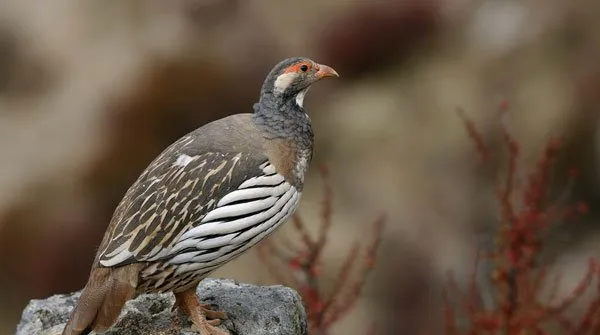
[16,278,308,335]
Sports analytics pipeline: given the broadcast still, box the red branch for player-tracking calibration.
[457,108,490,163]
[444,103,600,334]
[258,166,385,334]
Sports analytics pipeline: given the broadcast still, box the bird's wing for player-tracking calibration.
[97,135,299,268]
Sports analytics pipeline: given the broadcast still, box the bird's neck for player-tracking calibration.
[253,91,314,186]
[252,91,314,148]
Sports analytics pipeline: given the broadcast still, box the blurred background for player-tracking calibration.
[1,0,600,334]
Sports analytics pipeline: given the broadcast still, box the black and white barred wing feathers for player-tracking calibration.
[98,148,301,270]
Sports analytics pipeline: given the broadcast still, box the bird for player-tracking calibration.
[62,57,338,335]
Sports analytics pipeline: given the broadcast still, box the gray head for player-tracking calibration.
[259,57,339,108]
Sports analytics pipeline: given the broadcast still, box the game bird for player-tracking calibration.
[62,57,338,335]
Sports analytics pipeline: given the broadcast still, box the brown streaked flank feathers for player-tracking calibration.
[98,151,266,266]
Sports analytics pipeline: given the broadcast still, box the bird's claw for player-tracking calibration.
[174,290,230,335]
[200,303,228,320]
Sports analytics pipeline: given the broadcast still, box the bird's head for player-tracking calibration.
[260,57,339,108]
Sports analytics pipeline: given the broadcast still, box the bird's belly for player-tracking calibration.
[137,191,302,294]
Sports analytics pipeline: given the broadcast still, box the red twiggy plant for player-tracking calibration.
[257,165,385,335]
[444,103,600,334]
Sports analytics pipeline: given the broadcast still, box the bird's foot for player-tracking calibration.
[200,302,228,322]
[174,289,230,335]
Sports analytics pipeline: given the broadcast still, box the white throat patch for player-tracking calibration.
[295,87,310,108]
[274,72,298,93]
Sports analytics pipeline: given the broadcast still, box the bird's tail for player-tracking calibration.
[62,265,140,335]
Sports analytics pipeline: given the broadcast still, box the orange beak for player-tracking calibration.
[315,64,339,79]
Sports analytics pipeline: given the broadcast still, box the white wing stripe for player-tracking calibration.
[168,234,235,264]
[198,188,294,250]
[262,163,277,175]
[175,185,294,245]
[100,249,133,267]
[230,191,299,244]
[217,183,289,206]
[193,233,237,250]
[239,174,285,188]
[177,192,300,272]
[169,250,202,264]
[200,196,278,223]
[171,190,300,272]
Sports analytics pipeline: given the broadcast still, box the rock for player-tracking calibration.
[16,278,308,335]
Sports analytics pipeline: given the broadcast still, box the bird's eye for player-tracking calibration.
[300,64,309,72]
